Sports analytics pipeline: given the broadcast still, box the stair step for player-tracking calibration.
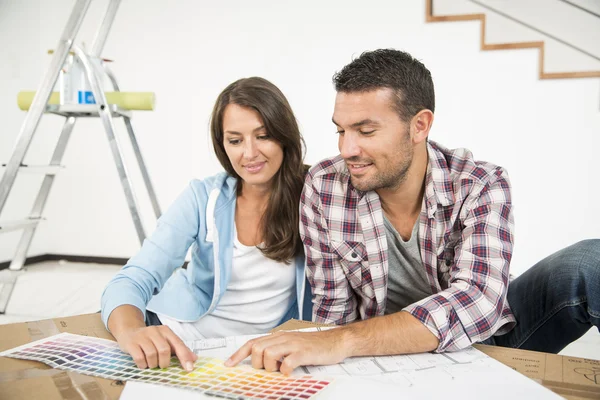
[0,219,41,233]
[429,0,600,76]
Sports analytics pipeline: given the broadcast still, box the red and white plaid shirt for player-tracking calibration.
[300,140,516,352]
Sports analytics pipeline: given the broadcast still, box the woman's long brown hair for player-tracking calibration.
[210,77,306,263]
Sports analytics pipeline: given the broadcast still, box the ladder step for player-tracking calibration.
[0,219,41,233]
[46,104,132,118]
[1,164,64,175]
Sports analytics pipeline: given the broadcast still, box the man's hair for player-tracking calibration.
[333,49,435,122]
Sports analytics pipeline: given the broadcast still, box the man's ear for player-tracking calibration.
[411,109,434,144]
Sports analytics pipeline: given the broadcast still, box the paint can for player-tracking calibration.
[58,52,105,105]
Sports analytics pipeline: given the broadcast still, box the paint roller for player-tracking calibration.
[17,91,156,111]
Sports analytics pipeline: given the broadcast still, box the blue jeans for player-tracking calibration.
[481,239,600,353]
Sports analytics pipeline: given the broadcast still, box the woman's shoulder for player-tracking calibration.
[181,172,237,208]
[187,172,236,195]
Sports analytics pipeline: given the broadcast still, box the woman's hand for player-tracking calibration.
[116,325,198,371]
[107,305,197,371]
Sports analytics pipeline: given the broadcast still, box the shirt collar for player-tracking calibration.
[424,140,455,217]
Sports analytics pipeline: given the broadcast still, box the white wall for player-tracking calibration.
[1,0,599,276]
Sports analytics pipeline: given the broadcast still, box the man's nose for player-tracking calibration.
[339,133,360,159]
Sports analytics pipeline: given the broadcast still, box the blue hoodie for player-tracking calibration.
[101,172,311,330]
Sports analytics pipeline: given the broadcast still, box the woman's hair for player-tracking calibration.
[210,77,306,264]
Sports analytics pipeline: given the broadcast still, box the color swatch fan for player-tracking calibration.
[0,332,332,399]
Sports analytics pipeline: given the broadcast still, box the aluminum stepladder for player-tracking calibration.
[0,0,161,313]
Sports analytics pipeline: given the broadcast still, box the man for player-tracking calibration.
[226,49,599,375]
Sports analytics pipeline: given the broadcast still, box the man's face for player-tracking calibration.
[333,89,414,192]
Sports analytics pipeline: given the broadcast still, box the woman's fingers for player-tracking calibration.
[137,336,159,369]
[164,329,198,371]
[120,326,197,371]
[127,343,148,369]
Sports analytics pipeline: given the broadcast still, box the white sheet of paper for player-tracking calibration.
[120,327,563,400]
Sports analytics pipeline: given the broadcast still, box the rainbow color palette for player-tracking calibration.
[0,333,332,399]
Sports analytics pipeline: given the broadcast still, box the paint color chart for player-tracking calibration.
[0,333,332,399]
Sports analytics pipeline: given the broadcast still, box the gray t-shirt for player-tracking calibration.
[383,215,432,314]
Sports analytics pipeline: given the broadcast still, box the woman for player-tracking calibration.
[101,77,310,372]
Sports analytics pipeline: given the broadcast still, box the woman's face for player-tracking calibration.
[222,103,284,192]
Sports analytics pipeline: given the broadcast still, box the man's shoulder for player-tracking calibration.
[307,155,350,184]
[429,140,509,187]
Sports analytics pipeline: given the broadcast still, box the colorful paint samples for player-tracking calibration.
[0,333,332,399]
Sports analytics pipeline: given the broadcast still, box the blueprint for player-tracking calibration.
[129,327,563,400]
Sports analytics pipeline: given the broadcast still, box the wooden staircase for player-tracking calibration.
[425,0,600,79]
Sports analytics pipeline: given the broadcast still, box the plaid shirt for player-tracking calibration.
[300,140,516,352]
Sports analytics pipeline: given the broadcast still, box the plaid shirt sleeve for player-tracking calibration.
[404,167,514,352]
[299,171,359,325]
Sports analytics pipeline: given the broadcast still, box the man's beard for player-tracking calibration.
[349,133,413,192]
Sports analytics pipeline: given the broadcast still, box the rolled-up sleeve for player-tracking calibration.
[299,172,358,325]
[404,168,515,352]
[101,182,202,330]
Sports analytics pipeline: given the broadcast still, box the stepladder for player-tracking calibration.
[0,0,161,314]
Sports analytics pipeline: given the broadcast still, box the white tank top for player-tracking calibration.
[158,234,296,340]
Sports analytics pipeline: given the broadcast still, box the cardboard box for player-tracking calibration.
[473,344,600,400]
[0,313,123,400]
[1,314,599,399]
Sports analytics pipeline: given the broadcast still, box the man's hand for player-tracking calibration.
[225,313,439,375]
[225,329,350,375]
